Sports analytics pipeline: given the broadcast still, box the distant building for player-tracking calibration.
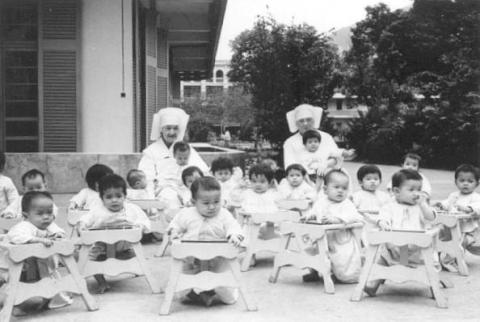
[0,0,227,153]
[180,60,232,101]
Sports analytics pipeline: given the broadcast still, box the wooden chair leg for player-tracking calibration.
[422,248,448,308]
[131,243,161,294]
[351,245,380,301]
[229,259,258,311]
[154,237,170,258]
[241,225,259,272]
[0,262,23,322]
[317,239,335,294]
[451,226,469,276]
[62,256,99,311]
[159,259,182,315]
[269,235,291,283]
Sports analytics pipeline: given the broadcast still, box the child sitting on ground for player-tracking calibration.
[387,153,432,198]
[304,169,364,283]
[278,164,316,202]
[434,164,480,271]
[69,164,113,210]
[7,191,72,312]
[210,157,243,209]
[78,174,151,293]
[0,151,19,214]
[351,164,391,225]
[1,169,58,219]
[168,176,244,306]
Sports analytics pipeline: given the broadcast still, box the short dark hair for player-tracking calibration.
[357,164,382,181]
[302,130,322,145]
[391,169,422,188]
[21,169,45,186]
[173,141,190,154]
[181,166,204,185]
[455,164,480,181]
[98,174,127,198]
[86,164,114,190]
[22,190,53,213]
[403,152,422,165]
[324,169,349,185]
[190,176,221,200]
[249,164,274,183]
[0,151,5,172]
[126,169,145,188]
[285,163,307,177]
[211,157,234,174]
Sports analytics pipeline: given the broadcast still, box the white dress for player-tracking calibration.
[0,175,19,213]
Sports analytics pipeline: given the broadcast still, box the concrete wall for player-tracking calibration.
[80,0,134,153]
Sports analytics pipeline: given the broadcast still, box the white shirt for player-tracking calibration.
[0,174,19,213]
[351,189,391,212]
[70,188,102,210]
[240,189,280,214]
[7,220,64,244]
[439,191,480,232]
[79,203,151,232]
[312,195,363,223]
[127,188,154,200]
[283,130,339,168]
[378,201,433,230]
[277,179,316,201]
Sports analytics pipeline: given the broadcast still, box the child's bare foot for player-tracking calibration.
[97,283,111,294]
[94,274,110,294]
[199,290,216,307]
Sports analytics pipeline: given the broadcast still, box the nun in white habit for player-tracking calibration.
[138,107,209,189]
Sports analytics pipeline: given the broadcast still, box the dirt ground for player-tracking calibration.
[13,162,480,321]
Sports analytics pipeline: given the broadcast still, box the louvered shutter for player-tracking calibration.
[145,10,157,144]
[39,0,79,152]
[156,29,168,109]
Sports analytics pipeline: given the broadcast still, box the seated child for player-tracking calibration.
[156,141,191,189]
[240,164,280,215]
[78,174,151,293]
[351,164,391,225]
[7,191,72,311]
[210,157,243,208]
[126,169,154,200]
[0,150,19,213]
[305,170,363,283]
[69,164,113,210]
[434,164,480,270]
[168,176,244,306]
[278,164,316,202]
[387,153,432,197]
[1,169,58,219]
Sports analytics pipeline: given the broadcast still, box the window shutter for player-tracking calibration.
[156,29,168,109]
[145,10,157,144]
[39,0,79,152]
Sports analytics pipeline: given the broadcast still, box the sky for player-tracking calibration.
[216,0,413,60]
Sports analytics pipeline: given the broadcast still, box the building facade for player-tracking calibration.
[180,59,231,101]
[0,0,226,153]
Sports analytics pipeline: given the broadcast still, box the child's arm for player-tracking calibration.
[69,189,86,210]
[417,194,435,221]
[376,204,392,230]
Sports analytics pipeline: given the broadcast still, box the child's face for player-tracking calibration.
[402,157,419,171]
[185,171,202,188]
[175,150,190,167]
[305,138,320,153]
[324,173,349,202]
[250,174,270,193]
[287,169,304,187]
[360,173,381,192]
[214,169,232,183]
[393,179,422,205]
[25,197,54,230]
[193,189,221,218]
[134,174,147,190]
[24,175,47,192]
[102,187,126,212]
[455,171,479,195]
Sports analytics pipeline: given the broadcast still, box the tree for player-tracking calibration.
[228,17,340,147]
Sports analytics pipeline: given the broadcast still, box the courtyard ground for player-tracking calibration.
[14,162,479,321]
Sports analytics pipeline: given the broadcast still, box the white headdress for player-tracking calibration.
[150,107,190,141]
[286,104,323,133]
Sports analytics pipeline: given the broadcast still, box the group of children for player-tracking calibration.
[0,142,479,311]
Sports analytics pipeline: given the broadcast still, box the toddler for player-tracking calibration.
[0,151,19,213]
[7,191,72,311]
[78,174,151,293]
[387,153,432,197]
[434,164,480,271]
[1,169,58,219]
[157,141,191,188]
[69,164,113,210]
[168,176,244,306]
[210,157,243,208]
[278,164,316,201]
[240,164,280,215]
[305,170,363,283]
[351,164,391,225]
[126,169,154,200]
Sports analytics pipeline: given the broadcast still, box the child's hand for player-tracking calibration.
[228,234,244,247]
[39,238,53,247]
[342,149,356,159]
[50,232,65,240]
[415,192,428,205]
[68,202,78,210]
[1,211,15,219]
[456,205,474,214]
[377,219,391,231]
[432,201,446,211]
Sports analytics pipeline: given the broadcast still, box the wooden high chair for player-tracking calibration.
[276,199,311,218]
[76,227,161,293]
[67,209,89,238]
[128,199,171,257]
[0,240,98,321]
[160,240,257,315]
[351,228,449,308]
[239,210,299,272]
[433,211,472,276]
[269,221,363,294]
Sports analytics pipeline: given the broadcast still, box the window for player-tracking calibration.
[206,86,223,98]
[183,85,201,98]
[215,70,223,83]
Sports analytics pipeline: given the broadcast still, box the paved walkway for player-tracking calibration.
[15,162,480,321]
